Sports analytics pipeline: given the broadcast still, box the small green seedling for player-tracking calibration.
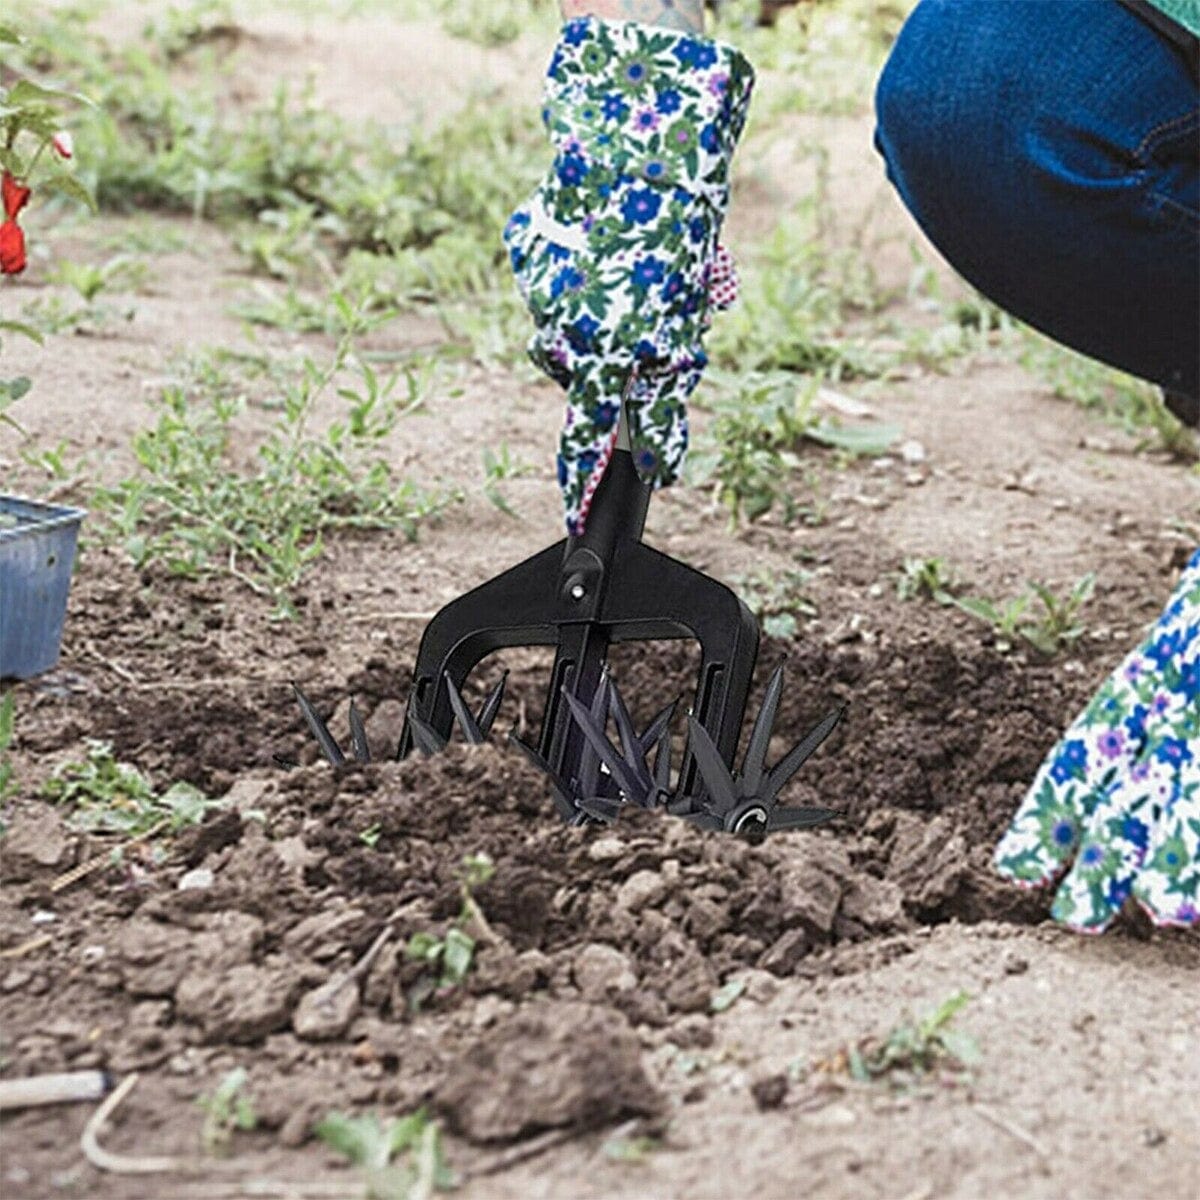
[359,823,383,849]
[0,692,17,806]
[820,991,980,1092]
[315,1108,454,1200]
[404,852,496,1011]
[731,566,818,640]
[602,1134,661,1164]
[710,977,747,1013]
[196,1067,257,1155]
[896,556,959,604]
[954,573,1094,656]
[481,442,532,519]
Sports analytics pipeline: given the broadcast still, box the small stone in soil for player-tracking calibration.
[751,1074,789,1110]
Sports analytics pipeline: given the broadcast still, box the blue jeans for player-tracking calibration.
[874,0,1199,415]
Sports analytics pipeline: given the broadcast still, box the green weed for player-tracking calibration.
[820,991,980,1091]
[895,556,960,604]
[91,301,455,617]
[0,692,17,807]
[314,1109,454,1200]
[731,565,818,640]
[50,253,150,301]
[1020,334,1197,461]
[404,852,495,1011]
[953,573,1095,656]
[41,739,219,840]
[481,442,533,519]
[196,1066,257,1156]
[690,371,898,527]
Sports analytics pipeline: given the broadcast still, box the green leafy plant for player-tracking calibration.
[41,739,219,840]
[481,442,532,519]
[731,566,818,639]
[0,692,17,806]
[821,991,980,1091]
[690,371,898,527]
[196,1066,257,1155]
[91,301,454,617]
[896,556,960,604]
[0,35,96,215]
[1020,333,1197,462]
[953,573,1095,656]
[359,823,383,849]
[404,852,495,1011]
[1,319,43,433]
[315,1109,454,1200]
[602,1134,661,1164]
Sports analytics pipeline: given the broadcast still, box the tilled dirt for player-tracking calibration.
[0,595,1156,1197]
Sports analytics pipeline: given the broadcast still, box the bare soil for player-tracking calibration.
[1,9,1198,1200]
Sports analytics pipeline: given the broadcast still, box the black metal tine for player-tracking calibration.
[505,729,581,823]
[406,713,448,758]
[444,671,486,744]
[768,805,841,832]
[742,662,786,796]
[764,704,847,804]
[477,670,509,737]
[652,725,672,797]
[637,696,678,756]
[684,714,740,815]
[576,672,611,799]
[562,688,652,803]
[349,699,371,763]
[576,795,624,823]
[606,677,644,770]
[293,683,347,767]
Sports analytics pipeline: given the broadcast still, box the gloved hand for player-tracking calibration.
[995,548,1200,932]
[504,16,755,535]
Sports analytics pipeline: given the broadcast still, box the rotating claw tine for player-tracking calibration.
[764,704,847,805]
[406,713,448,758]
[561,687,655,805]
[768,805,841,832]
[293,683,346,767]
[349,700,371,763]
[684,714,740,816]
[476,671,509,737]
[741,662,785,796]
[505,729,583,824]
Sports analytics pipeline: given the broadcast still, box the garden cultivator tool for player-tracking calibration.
[288,380,846,837]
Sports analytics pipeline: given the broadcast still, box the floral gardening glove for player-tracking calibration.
[504,16,754,535]
[995,549,1200,932]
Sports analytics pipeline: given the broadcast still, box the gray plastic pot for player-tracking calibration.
[0,495,86,680]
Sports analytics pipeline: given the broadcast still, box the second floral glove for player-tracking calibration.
[504,16,755,535]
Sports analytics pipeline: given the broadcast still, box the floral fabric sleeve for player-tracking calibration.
[994,548,1200,932]
[504,16,755,535]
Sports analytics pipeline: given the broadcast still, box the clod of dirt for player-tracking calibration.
[435,1000,665,1143]
[0,807,74,882]
[175,959,303,1043]
[884,812,971,915]
[117,910,264,997]
[571,944,637,1002]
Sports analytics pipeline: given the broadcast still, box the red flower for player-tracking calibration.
[1,171,32,276]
